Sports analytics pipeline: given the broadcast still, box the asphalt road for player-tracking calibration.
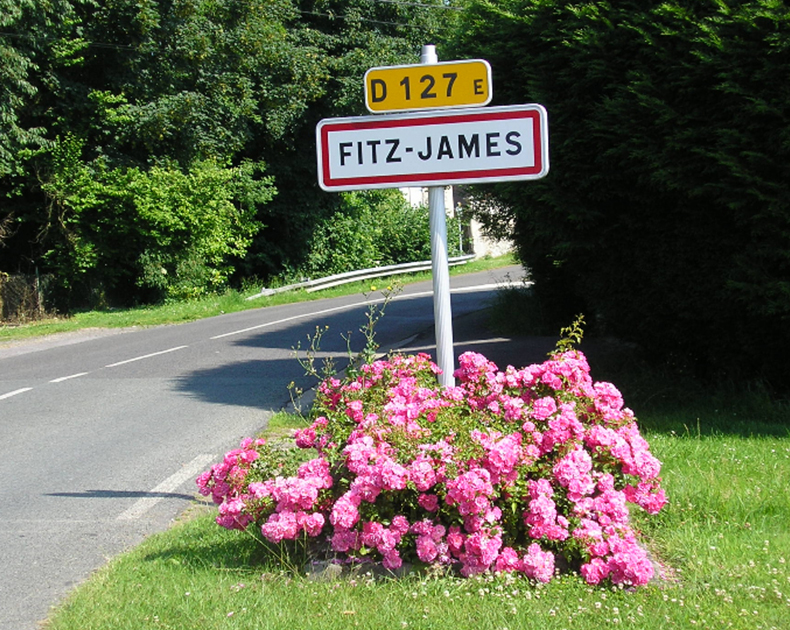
[0,264,526,630]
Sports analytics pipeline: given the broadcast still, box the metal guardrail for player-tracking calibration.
[247,254,476,300]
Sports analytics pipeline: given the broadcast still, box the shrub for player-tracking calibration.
[453,0,790,386]
[40,134,273,307]
[198,347,666,587]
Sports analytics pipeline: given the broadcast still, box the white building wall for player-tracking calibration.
[400,186,512,259]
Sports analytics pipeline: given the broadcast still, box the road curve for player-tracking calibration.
[0,264,526,630]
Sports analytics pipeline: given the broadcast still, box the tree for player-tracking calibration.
[236,0,461,278]
[76,0,457,279]
[1,0,460,306]
[39,134,274,305]
[302,189,463,277]
[454,0,790,386]
[0,0,94,265]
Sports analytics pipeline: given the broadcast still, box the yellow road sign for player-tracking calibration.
[364,59,492,113]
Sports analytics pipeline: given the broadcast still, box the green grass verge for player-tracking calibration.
[45,407,790,630]
[28,258,790,628]
[0,255,517,343]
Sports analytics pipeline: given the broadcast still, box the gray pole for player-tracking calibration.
[421,44,456,387]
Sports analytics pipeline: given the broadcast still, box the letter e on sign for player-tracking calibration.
[364,59,492,113]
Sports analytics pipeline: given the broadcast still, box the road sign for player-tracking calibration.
[316,103,549,192]
[364,59,492,113]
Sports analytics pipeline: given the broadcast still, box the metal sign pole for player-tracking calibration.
[421,44,456,388]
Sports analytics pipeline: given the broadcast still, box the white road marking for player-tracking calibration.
[210,281,527,341]
[0,279,527,401]
[49,372,90,383]
[105,345,189,368]
[0,387,33,401]
[449,281,529,293]
[210,302,376,340]
[116,453,217,521]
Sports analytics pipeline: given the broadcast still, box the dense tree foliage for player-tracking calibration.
[41,134,273,305]
[0,0,456,305]
[454,0,790,386]
[303,189,463,277]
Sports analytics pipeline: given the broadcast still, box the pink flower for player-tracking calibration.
[607,535,654,586]
[593,382,624,414]
[532,396,557,420]
[391,515,410,536]
[445,468,495,517]
[624,481,667,514]
[343,436,376,474]
[553,448,595,500]
[382,550,402,570]
[294,427,316,449]
[261,510,299,543]
[216,497,251,530]
[540,371,563,390]
[461,529,502,575]
[270,476,319,511]
[361,521,386,549]
[201,348,665,590]
[298,457,333,489]
[485,433,522,478]
[580,557,610,584]
[416,535,439,563]
[346,399,364,422]
[247,481,271,499]
[329,492,361,529]
[522,543,554,582]
[502,396,525,421]
[196,471,212,496]
[301,512,325,537]
[377,457,409,491]
[350,474,381,503]
[409,457,437,491]
[331,527,361,553]
[446,526,465,556]
[494,547,521,573]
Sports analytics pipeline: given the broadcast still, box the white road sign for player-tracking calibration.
[316,104,549,192]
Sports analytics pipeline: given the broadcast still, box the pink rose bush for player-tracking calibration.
[197,349,666,586]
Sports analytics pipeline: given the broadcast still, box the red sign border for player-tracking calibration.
[316,104,548,191]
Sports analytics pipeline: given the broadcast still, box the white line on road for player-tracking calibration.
[49,372,90,383]
[210,302,374,340]
[116,453,217,521]
[105,345,189,368]
[0,387,33,401]
[449,281,528,293]
[210,281,527,341]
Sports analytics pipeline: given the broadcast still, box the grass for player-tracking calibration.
[34,258,790,629]
[45,403,790,630]
[0,255,518,343]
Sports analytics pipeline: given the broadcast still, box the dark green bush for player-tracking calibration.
[455,0,790,387]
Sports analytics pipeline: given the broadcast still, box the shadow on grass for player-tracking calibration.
[140,512,310,574]
[487,286,790,439]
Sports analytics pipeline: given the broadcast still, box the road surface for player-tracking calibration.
[0,265,526,629]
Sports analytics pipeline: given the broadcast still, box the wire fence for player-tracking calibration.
[0,272,53,323]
